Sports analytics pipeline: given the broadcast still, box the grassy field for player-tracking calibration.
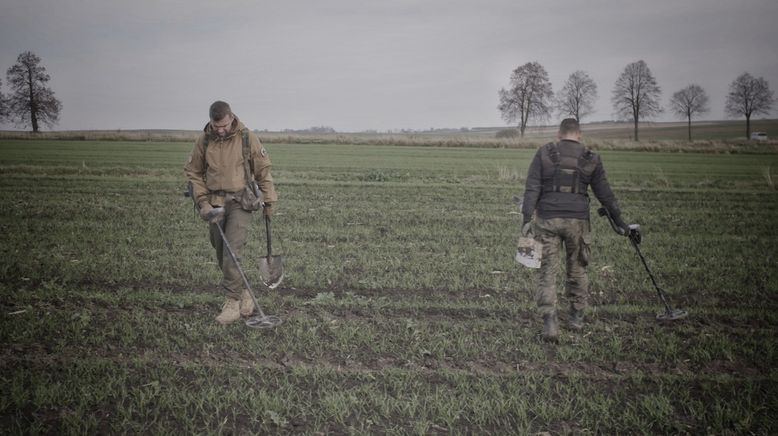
[1,138,777,434]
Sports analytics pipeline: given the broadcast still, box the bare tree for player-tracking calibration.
[611,60,662,141]
[0,78,8,121]
[669,84,710,141]
[556,70,598,122]
[6,51,62,132]
[725,72,774,139]
[498,62,553,137]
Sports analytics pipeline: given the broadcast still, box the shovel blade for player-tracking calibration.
[259,255,284,289]
[515,236,542,269]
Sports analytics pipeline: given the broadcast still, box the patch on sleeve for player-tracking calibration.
[260,146,268,157]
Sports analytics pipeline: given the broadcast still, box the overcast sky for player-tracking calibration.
[1,0,777,132]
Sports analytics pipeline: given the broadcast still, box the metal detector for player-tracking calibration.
[213,218,282,329]
[186,183,282,328]
[598,207,688,321]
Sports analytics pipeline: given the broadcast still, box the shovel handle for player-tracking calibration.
[264,214,272,256]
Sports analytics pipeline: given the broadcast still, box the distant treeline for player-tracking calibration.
[1,127,777,154]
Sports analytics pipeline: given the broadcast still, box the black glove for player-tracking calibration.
[613,214,631,236]
[628,225,642,244]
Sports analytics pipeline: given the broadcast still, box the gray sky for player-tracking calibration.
[1,0,777,132]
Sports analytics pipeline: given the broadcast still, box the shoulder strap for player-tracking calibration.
[572,147,593,194]
[201,135,210,178]
[548,142,561,192]
[549,142,589,194]
[241,129,253,183]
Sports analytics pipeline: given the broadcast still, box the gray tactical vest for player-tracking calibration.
[541,141,596,195]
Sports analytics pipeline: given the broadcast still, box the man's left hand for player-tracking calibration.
[521,221,533,237]
[263,202,273,217]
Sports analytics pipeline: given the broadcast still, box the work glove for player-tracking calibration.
[263,202,273,217]
[198,203,213,221]
[200,205,225,224]
[521,220,533,237]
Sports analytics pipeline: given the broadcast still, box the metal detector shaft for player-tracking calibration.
[214,221,267,318]
[597,207,687,320]
[628,236,673,313]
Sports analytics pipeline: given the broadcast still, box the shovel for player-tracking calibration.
[258,214,284,289]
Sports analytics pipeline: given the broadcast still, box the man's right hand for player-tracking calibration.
[521,221,533,237]
[613,215,630,236]
[206,207,225,224]
[199,204,224,224]
[628,224,642,244]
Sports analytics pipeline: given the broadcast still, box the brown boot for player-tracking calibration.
[215,298,241,325]
[542,311,560,342]
[239,288,255,317]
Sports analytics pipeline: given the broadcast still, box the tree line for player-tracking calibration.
[1,51,774,140]
[0,51,62,133]
[498,60,776,141]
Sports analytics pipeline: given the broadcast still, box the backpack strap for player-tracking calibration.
[241,129,254,183]
[548,142,561,192]
[573,149,594,194]
[547,142,590,194]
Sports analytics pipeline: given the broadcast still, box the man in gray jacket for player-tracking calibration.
[521,118,630,341]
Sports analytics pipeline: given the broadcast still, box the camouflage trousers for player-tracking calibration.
[208,201,253,300]
[534,217,592,315]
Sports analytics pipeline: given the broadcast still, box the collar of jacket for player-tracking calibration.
[203,116,246,142]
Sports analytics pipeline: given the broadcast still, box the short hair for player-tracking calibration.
[209,101,232,121]
[559,118,581,136]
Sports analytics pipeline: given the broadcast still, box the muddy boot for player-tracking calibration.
[569,309,585,331]
[239,288,255,317]
[215,298,241,325]
[542,311,560,342]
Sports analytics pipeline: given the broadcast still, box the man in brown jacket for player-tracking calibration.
[185,101,278,325]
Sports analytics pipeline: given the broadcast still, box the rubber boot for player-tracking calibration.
[216,298,241,325]
[239,288,255,317]
[569,309,585,331]
[542,311,560,342]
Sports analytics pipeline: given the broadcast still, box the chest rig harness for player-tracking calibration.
[543,142,595,195]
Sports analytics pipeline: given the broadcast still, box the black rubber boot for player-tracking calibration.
[542,311,559,342]
[569,309,585,331]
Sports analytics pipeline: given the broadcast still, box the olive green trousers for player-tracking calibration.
[534,217,592,315]
[209,201,253,300]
